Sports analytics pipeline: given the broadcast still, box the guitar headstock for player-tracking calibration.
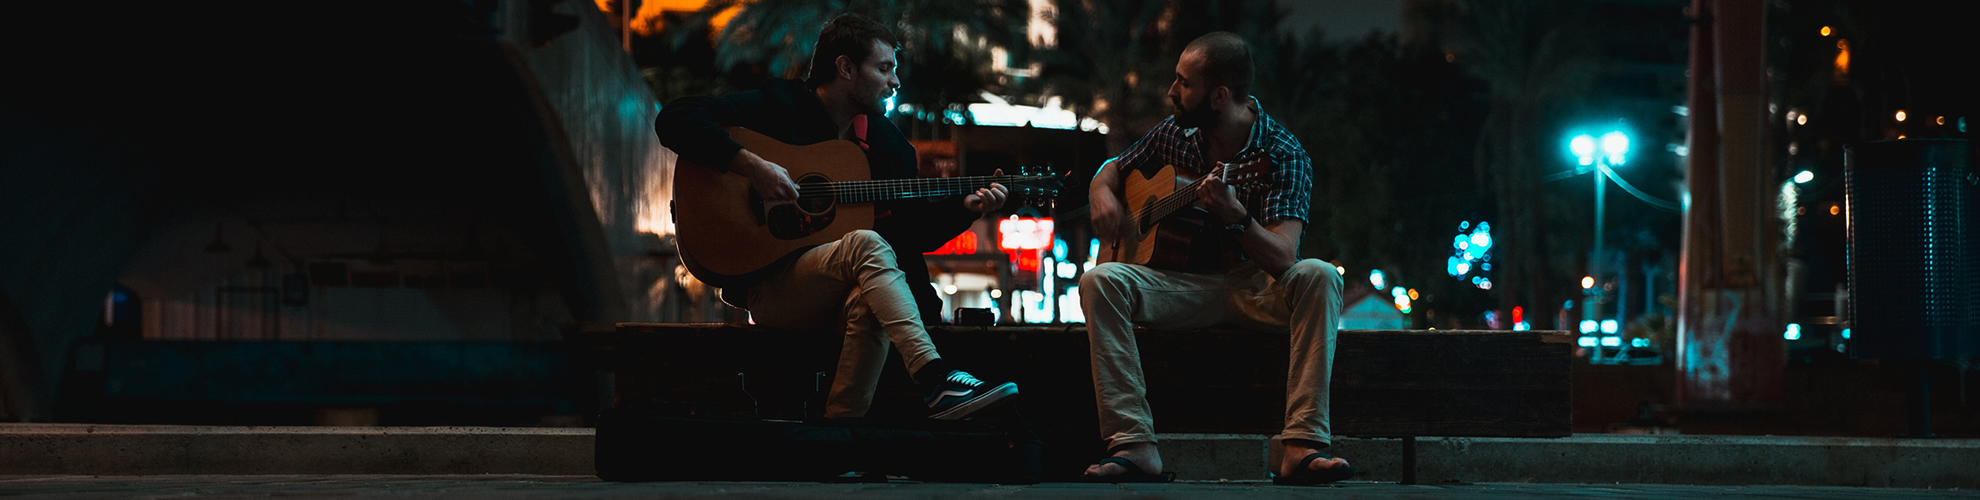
[1221,150,1277,192]
[1008,165,1066,201]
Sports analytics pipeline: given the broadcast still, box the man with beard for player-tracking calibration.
[654,14,1017,420]
[1078,32,1350,485]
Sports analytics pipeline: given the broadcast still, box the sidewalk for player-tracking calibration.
[4,424,1978,488]
[3,475,1978,499]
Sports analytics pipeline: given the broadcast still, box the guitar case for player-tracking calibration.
[595,403,1044,484]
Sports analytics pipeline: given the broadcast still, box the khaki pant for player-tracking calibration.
[1079,259,1344,449]
[744,230,940,418]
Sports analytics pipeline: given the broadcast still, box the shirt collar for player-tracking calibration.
[1244,96,1271,152]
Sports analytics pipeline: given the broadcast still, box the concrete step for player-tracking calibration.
[1165,433,1980,489]
[4,424,1976,488]
[0,424,593,475]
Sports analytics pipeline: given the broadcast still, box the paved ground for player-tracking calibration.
[2,476,1976,499]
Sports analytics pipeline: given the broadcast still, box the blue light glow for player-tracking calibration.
[1370,269,1387,290]
[1570,135,1597,166]
[1053,238,1068,261]
[1600,319,1619,334]
[1580,320,1598,334]
[1841,328,1851,339]
[1601,336,1622,347]
[1794,170,1815,184]
[1578,336,1597,347]
[1449,220,1494,282]
[1631,338,1650,347]
[1602,131,1630,165]
[1784,323,1802,341]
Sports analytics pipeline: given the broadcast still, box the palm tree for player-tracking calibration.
[1448,0,1600,326]
[670,0,1031,112]
[1032,0,1292,152]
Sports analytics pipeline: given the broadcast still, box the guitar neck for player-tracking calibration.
[814,175,1029,203]
[1134,176,1213,230]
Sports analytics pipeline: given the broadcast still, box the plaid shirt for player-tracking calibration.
[1111,97,1314,225]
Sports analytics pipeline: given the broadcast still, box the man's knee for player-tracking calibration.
[1080,262,1133,293]
[1283,259,1343,294]
[842,230,898,263]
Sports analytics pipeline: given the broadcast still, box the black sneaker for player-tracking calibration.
[924,370,1018,420]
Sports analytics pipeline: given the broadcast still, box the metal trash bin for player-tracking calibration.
[1845,138,1979,360]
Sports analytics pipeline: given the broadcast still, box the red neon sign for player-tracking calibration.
[926,231,979,255]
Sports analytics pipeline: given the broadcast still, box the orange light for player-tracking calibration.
[1833,40,1850,84]
[611,0,751,37]
[1820,26,1832,36]
[1830,205,1840,216]
[1581,276,1595,289]
[1896,110,1908,122]
[1797,115,1807,126]
[1938,116,1947,125]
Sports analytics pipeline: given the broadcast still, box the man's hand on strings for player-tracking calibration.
[964,168,1010,213]
[732,149,800,201]
[1196,163,1247,223]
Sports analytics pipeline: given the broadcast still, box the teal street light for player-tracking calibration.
[1568,128,1629,361]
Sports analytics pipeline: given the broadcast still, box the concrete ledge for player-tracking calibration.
[1345,434,1980,489]
[1158,434,1980,488]
[0,424,593,475]
[6,424,1977,488]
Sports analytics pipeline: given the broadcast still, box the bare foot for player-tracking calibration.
[1084,442,1164,477]
[1278,439,1349,477]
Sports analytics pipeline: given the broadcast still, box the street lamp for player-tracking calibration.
[1568,129,1629,361]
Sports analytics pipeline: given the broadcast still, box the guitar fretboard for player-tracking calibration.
[797,175,1052,204]
[1135,176,1214,231]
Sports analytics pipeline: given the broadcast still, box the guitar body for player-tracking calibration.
[673,128,873,288]
[1102,164,1244,273]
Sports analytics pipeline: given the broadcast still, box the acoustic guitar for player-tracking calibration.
[1099,156,1273,272]
[672,127,1064,288]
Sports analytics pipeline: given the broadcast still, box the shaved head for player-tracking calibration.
[1184,32,1254,99]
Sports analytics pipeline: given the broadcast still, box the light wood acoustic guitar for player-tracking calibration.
[1099,155,1273,272]
[672,127,1064,288]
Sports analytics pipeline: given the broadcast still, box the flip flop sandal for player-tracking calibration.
[1272,452,1356,486]
[1079,456,1176,483]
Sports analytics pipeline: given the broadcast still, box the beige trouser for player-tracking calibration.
[744,230,940,418]
[1079,259,1344,449]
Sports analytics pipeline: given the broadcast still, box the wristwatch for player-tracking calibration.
[1223,212,1252,234]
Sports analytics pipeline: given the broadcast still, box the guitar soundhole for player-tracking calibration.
[794,173,834,214]
[766,172,836,240]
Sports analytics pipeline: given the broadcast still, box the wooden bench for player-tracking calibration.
[566,323,1573,482]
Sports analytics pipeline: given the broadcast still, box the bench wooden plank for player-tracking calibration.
[574,324,1573,438]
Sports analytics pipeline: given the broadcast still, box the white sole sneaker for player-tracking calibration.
[928,382,1019,420]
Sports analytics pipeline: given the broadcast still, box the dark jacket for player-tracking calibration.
[655,78,977,321]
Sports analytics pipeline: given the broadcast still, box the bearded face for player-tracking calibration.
[845,39,900,116]
[1171,89,1215,129]
[1166,48,1221,129]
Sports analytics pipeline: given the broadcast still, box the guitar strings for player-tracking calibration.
[790,175,1058,202]
[1131,162,1264,231]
